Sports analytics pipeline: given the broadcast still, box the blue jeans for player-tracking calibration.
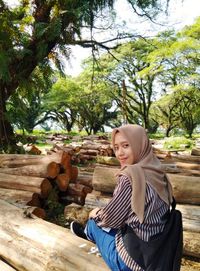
[85,219,132,271]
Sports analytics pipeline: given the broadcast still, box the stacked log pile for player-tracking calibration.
[0,151,93,219]
[49,134,114,164]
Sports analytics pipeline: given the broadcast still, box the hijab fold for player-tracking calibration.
[112,124,173,224]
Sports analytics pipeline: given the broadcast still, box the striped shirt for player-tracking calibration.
[94,175,169,271]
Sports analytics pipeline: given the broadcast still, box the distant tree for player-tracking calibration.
[94,39,157,130]
[42,76,81,132]
[7,66,53,133]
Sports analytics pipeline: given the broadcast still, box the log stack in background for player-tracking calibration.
[0,151,93,219]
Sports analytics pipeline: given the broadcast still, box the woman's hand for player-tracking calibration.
[89,207,101,219]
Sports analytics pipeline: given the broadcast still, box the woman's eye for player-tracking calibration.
[123,144,130,149]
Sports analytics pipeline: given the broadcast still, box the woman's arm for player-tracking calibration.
[92,175,132,228]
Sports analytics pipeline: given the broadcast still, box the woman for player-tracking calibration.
[70,124,182,271]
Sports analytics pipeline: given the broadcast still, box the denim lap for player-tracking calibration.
[85,219,131,271]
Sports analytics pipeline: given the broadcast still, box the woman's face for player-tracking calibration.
[113,132,134,167]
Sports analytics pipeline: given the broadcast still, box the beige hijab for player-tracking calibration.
[112,124,173,223]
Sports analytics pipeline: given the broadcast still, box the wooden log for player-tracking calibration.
[0,164,48,178]
[0,259,16,271]
[26,193,43,207]
[47,161,62,179]
[67,183,92,197]
[96,156,120,166]
[71,166,79,181]
[0,188,45,218]
[74,174,93,189]
[61,151,72,172]
[0,200,109,271]
[59,194,86,206]
[79,154,97,161]
[0,188,33,204]
[92,167,118,193]
[0,173,52,199]
[22,206,46,220]
[191,148,200,156]
[177,204,200,233]
[85,191,112,209]
[175,162,200,170]
[0,152,63,168]
[79,149,99,156]
[183,231,200,258]
[167,174,200,204]
[92,167,200,204]
[55,173,70,191]
[167,153,200,163]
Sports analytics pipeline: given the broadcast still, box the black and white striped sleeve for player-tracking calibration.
[94,175,132,229]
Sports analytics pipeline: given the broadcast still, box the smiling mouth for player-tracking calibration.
[119,158,127,163]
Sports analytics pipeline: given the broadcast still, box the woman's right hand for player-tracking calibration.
[89,207,101,219]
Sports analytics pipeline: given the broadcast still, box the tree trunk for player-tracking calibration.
[0,94,16,152]
[0,199,109,271]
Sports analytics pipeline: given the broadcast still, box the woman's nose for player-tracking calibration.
[118,146,124,156]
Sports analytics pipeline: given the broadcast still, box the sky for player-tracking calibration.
[64,0,200,76]
[4,0,200,76]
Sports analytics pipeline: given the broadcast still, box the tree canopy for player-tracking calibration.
[0,0,171,151]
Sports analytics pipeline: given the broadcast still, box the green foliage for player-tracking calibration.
[163,137,194,150]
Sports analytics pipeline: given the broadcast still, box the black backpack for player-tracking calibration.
[122,198,183,271]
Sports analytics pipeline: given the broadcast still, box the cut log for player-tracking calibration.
[0,152,63,168]
[55,173,70,191]
[71,166,79,181]
[85,191,112,209]
[0,164,48,178]
[175,162,200,170]
[22,206,46,220]
[167,174,200,204]
[47,161,62,179]
[0,259,16,271]
[183,231,200,258]
[92,167,200,204]
[0,200,109,271]
[74,174,93,189]
[0,173,52,199]
[177,204,200,233]
[96,156,120,166]
[168,153,200,163]
[92,167,118,193]
[191,148,200,156]
[26,193,43,207]
[0,188,33,204]
[67,183,92,197]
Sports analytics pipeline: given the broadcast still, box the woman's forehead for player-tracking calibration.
[114,132,129,143]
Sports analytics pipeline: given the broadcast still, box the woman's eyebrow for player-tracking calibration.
[114,141,129,146]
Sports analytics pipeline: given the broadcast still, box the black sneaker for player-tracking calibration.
[70,221,88,240]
